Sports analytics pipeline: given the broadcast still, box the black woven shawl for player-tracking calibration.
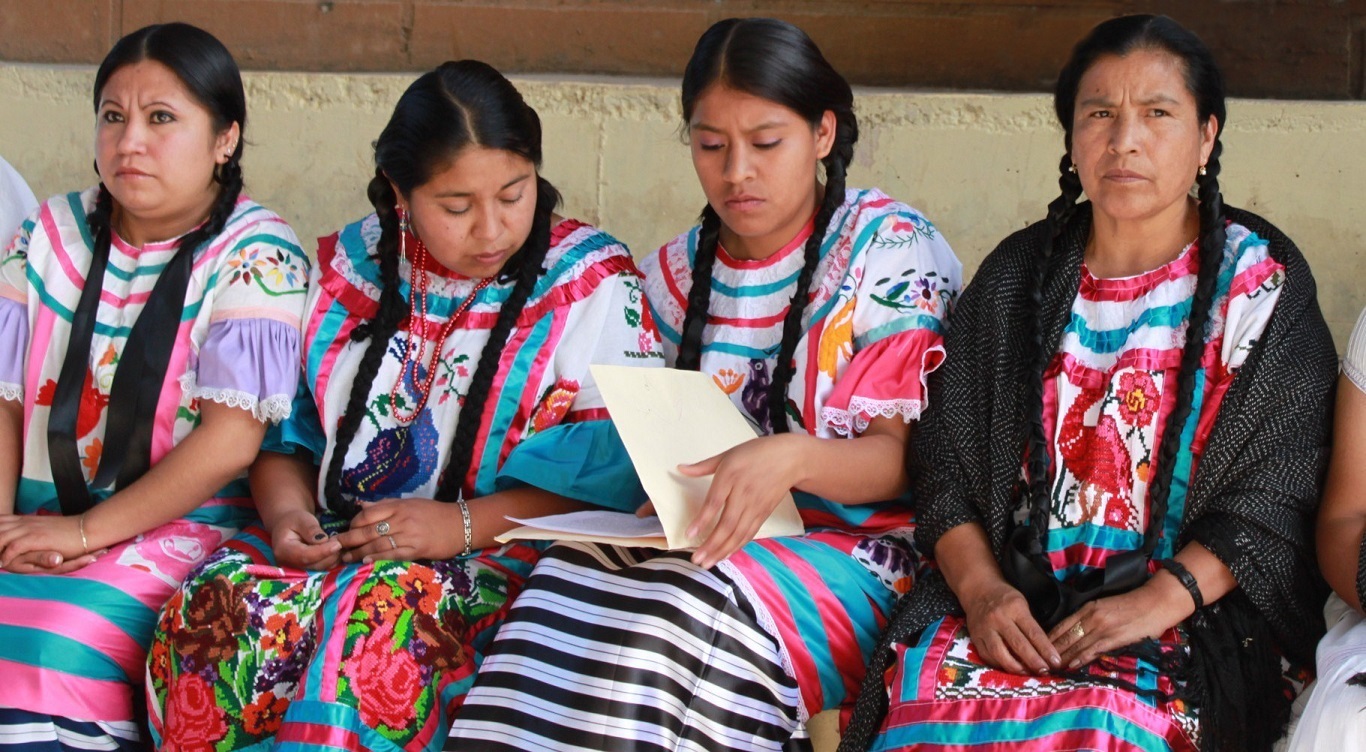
[840,205,1337,752]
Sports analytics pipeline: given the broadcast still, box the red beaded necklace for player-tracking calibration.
[390,231,493,425]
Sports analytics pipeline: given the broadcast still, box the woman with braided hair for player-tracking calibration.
[841,14,1336,752]
[450,18,962,750]
[0,23,308,752]
[149,60,661,752]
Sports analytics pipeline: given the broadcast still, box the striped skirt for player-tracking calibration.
[148,525,544,752]
[0,514,240,752]
[449,530,914,751]
[873,615,1200,752]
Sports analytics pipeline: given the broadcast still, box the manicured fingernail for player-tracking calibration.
[362,556,372,564]
[1050,652,1061,666]
[312,532,326,541]
[1067,660,1080,670]
[341,553,352,562]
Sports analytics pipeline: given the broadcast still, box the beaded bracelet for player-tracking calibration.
[1160,558,1204,610]
[457,498,473,557]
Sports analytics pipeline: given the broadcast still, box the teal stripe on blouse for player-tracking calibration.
[306,300,350,385]
[471,314,554,496]
[1161,369,1206,561]
[1064,302,1193,355]
[1044,523,1142,555]
[855,315,944,350]
[229,231,307,263]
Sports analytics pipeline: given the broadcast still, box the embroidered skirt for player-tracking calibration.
[148,525,543,752]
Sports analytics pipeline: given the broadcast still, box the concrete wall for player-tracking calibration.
[2,62,1362,347]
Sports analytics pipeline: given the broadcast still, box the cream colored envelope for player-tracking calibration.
[496,365,805,549]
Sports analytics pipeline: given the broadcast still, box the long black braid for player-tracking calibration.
[674,17,858,433]
[321,172,408,514]
[321,60,562,513]
[1140,140,1225,556]
[1019,153,1085,541]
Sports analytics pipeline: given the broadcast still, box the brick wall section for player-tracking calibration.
[1,0,1362,99]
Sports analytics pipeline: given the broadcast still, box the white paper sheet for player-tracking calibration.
[498,365,805,549]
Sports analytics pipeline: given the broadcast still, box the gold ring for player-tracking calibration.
[1069,621,1086,640]
[386,535,397,550]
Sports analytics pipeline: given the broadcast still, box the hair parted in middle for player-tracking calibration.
[675,17,858,434]
[324,60,564,513]
[1017,15,1228,566]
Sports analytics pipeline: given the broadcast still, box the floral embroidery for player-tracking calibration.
[712,368,744,395]
[240,691,290,736]
[528,379,579,435]
[341,620,422,730]
[1118,370,1161,427]
[817,298,856,380]
[164,673,229,752]
[225,246,307,296]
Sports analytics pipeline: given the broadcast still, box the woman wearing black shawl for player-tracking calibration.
[840,15,1336,752]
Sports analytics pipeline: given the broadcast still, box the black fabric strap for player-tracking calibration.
[47,240,110,514]
[95,244,195,490]
[48,225,199,515]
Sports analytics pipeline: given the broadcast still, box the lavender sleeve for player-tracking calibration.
[187,318,301,422]
[0,297,26,402]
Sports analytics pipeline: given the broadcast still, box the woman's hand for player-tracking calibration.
[337,498,462,563]
[267,507,341,571]
[1049,570,1195,670]
[960,576,1061,675]
[0,514,85,568]
[679,433,806,569]
[1,548,100,574]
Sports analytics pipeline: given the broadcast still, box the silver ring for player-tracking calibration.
[375,521,391,536]
[386,535,398,550]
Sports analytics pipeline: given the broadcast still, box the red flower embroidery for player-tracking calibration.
[1117,371,1161,427]
[397,566,443,614]
[342,621,422,730]
[531,380,579,433]
[356,582,401,626]
[164,674,228,752]
[261,612,304,653]
[241,690,290,736]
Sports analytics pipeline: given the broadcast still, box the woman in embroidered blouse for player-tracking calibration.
[1285,304,1366,749]
[841,14,1337,752]
[450,18,962,750]
[148,60,661,752]
[0,23,307,752]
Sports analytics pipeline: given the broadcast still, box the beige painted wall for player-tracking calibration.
[2,63,1362,347]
